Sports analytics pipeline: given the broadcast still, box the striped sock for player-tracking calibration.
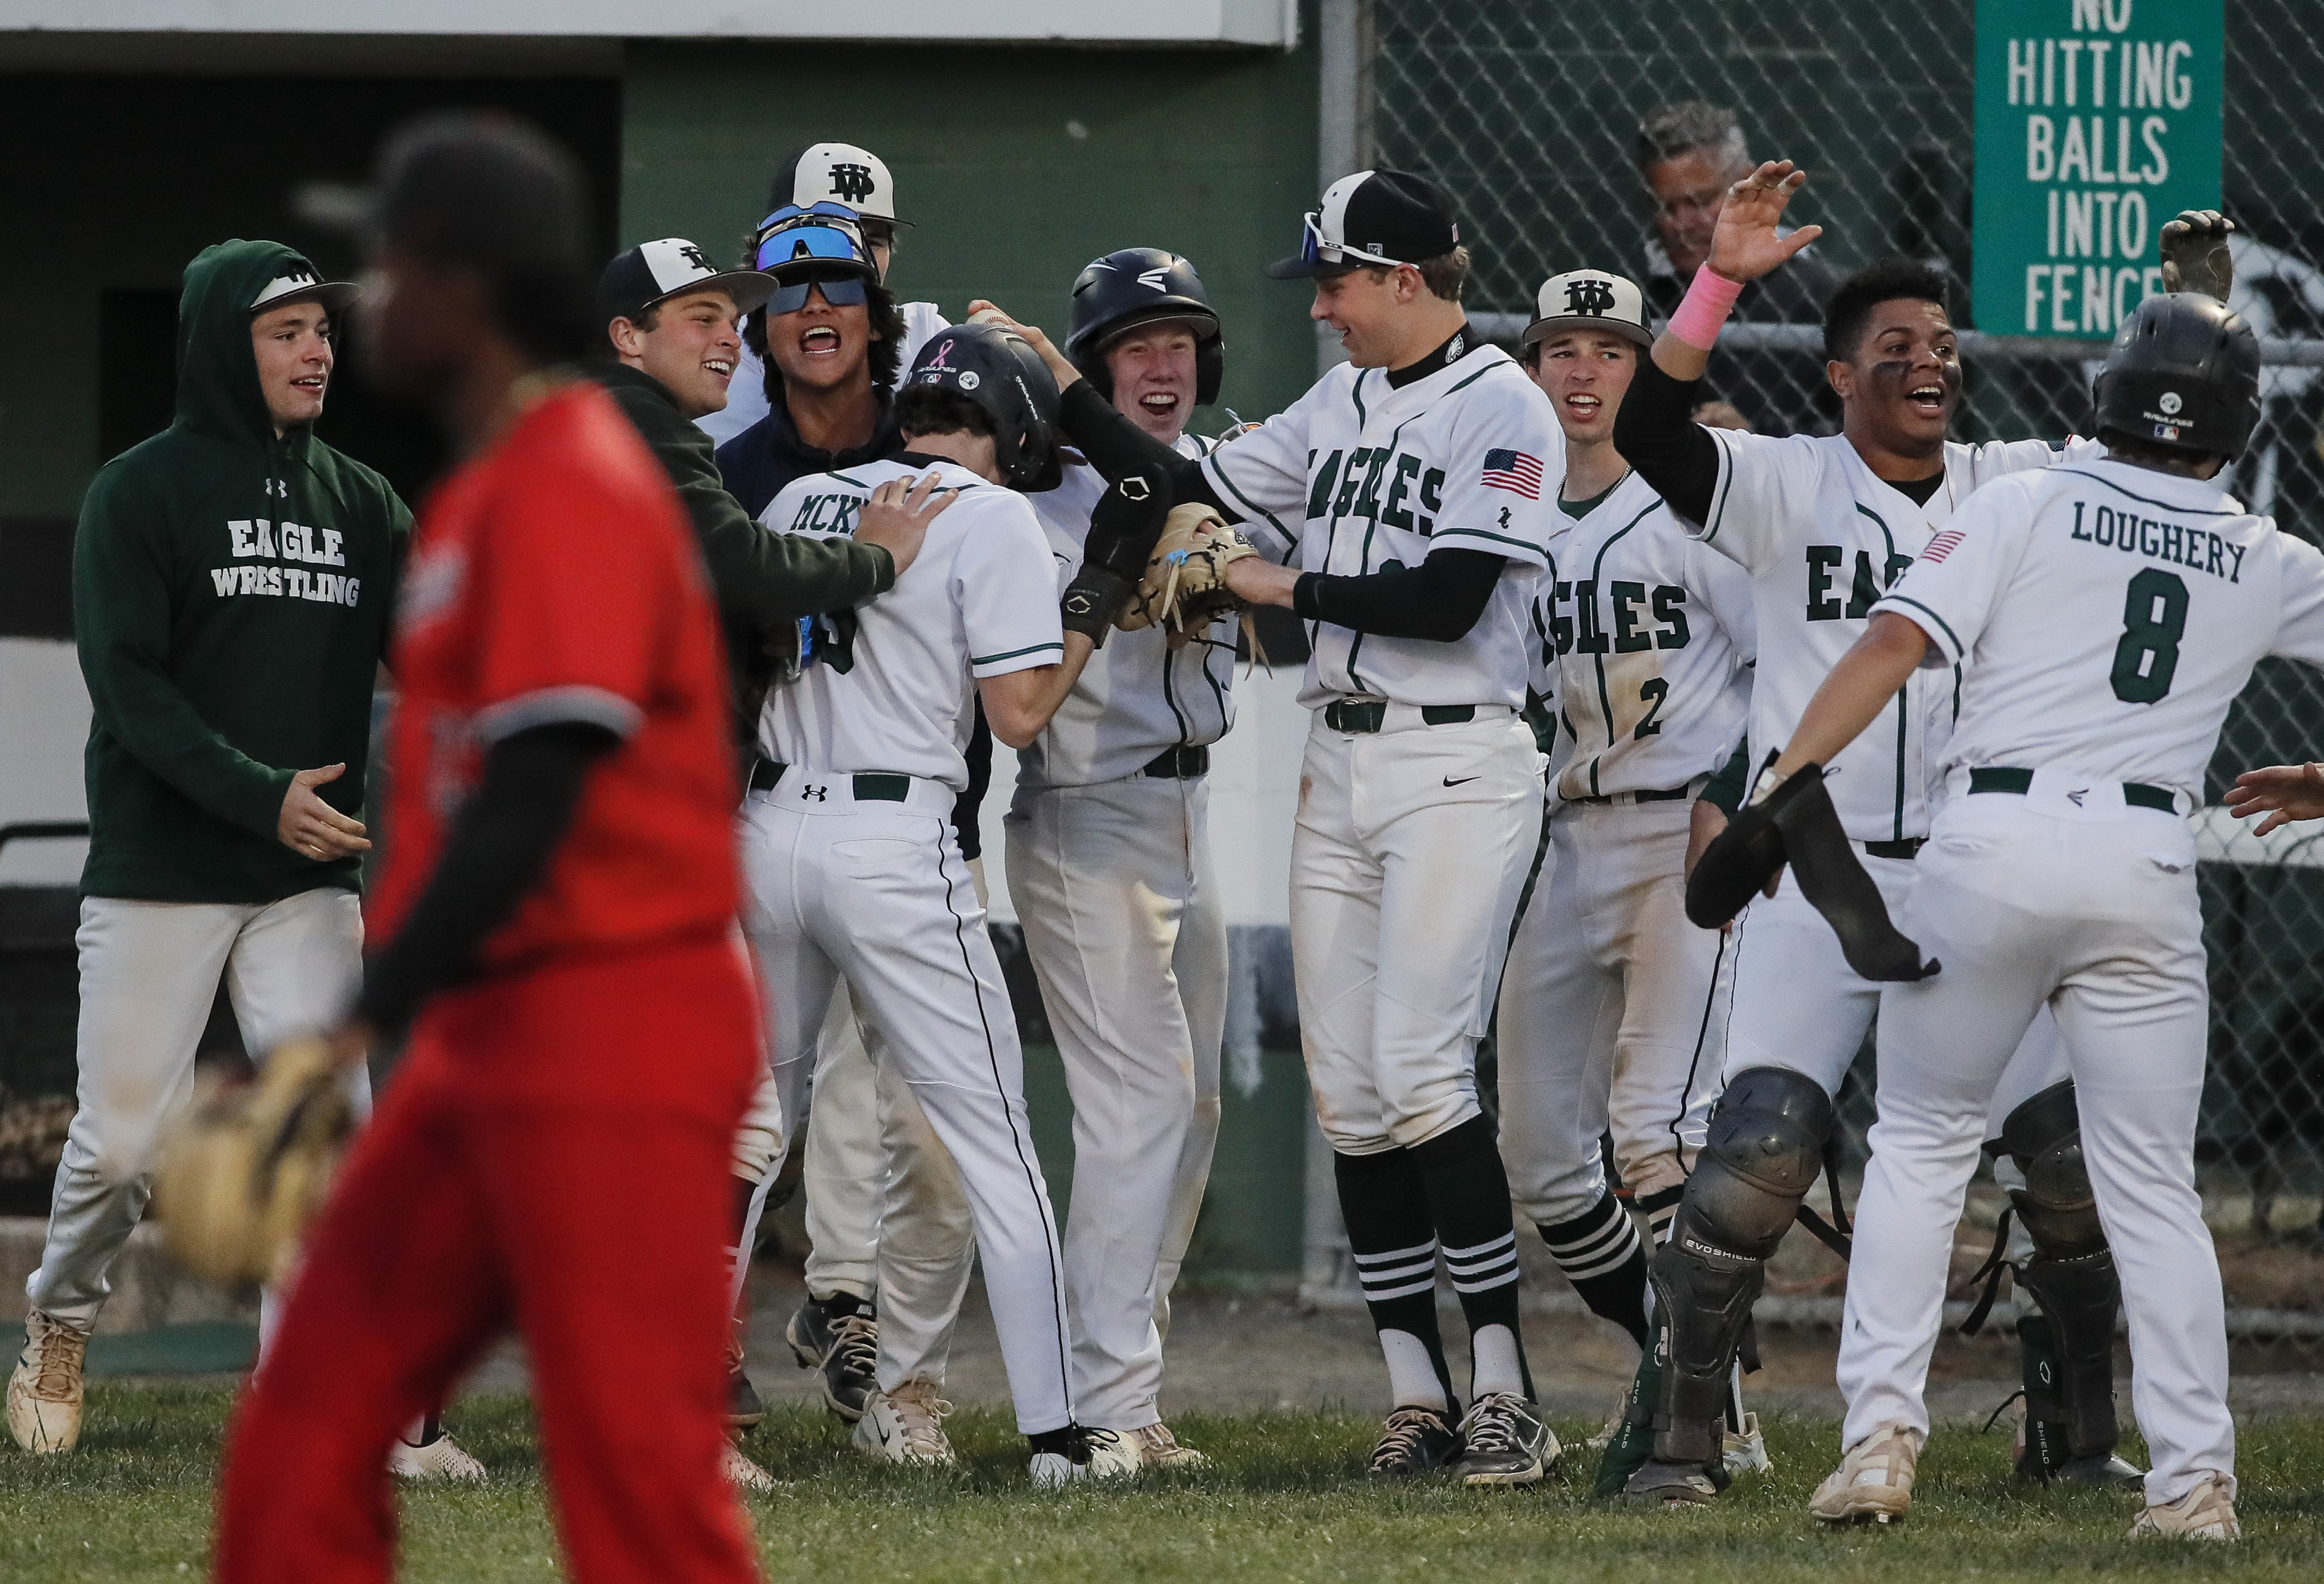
[1413,1115,1533,1402]
[1536,1186,1651,1350]
[1337,1147,1456,1412]
[1639,1183,1686,1247]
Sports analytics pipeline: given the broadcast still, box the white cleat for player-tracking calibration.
[1808,1423,1920,1525]
[853,1379,957,1466]
[1587,1388,1627,1452]
[1082,1426,1142,1480]
[1723,1410,1773,1476]
[7,1310,89,1454]
[1128,1421,1207,1470]
[1030,1450,1088,1490]
[720,1438,781,1493]
[388,1430,487,1482]
[2129,1473,2240,1541]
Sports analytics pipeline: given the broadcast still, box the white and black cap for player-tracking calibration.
[249,265,358,316]
[776,142,906,225]
[1521,269,1652,349]
[597,237,775,326]
[1267,169,1460,279]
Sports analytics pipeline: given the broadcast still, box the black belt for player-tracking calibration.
[1968,765,2175,813]
[1141,746,1210,779]
[1322,701,1478,734]
[1571,785,1694,807]
[1864,837,1925,860]
[746,758,911,803]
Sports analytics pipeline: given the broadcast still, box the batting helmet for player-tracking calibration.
[2092,293,2261,461]
[903,323,1063,493]
[1065,248,1224,405]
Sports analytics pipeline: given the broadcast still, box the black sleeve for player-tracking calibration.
[1056,380,1224,511]
[1291,548,1505,643]
[1611,356,1721,528]
[1698,740,1753,817]
[951,704,993,862]
[354,722,617,1033]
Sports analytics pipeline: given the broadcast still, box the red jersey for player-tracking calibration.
[370,382,737,972]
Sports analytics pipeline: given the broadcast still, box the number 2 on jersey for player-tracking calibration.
[1634,677,1669,740]
[2110,567,2187,704]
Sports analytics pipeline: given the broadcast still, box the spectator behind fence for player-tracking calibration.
[1636,101,1838,437]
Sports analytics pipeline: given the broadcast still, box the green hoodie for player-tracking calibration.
[74,239,410,904]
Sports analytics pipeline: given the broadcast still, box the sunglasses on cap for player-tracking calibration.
[1298,212,1402,270]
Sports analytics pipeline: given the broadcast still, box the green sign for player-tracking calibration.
[1972,0,2222,338]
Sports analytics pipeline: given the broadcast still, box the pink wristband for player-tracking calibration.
[1667,264,1744,352]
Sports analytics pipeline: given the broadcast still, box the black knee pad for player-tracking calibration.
[1996,1081,2122,1461]
[1687,1066,1836,1259]
[1997,1080,2108,1261]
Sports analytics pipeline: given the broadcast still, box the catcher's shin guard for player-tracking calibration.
[1645,1067,1834,1466]
[1996,1082,2129,1477]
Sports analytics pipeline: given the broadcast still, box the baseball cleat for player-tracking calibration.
[1593,1354,1661,1497]
[1620,1458,1725,1506]
[1365,1404,1462,1480]
[1129,1421,1207,1470]
[1081,1426,1142,1480]
[2128,1472,2240,1540]
[853,1379,957,1466]
[388,1429,487,1482]
[785,1295,878,1423]
[720,1438,781,1493]
[1586,1388,1626,1452]
[1722,1410,1773,1476]
[725,1330,765,1429]
[1808,1424,1920,1525]
[1451,1392,1560,1487]
[7,1309,88,1455]
[1028,1424,1100,1490]
[2011,1423,2143,1487]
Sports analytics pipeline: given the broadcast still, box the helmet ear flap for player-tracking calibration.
[1195,336,1224,407]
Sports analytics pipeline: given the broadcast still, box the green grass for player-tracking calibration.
[4,1385,2322,1580]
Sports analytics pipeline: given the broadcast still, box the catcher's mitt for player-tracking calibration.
[1115,503,1256,635]
[155,1035,356,1287]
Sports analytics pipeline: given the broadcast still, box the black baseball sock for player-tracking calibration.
[1537,1185,1651,1350]
[1335,1145,1456,1413]
[1411,1115,1533,1402]
[1638,1183,1686,1247]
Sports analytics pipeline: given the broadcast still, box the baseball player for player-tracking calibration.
[1771,293,2281,1541]
[1005,247,1236,1466]
[0,237,488,1479]
[215,114,764,1583]
[1492,268,1753,1444]
[739,322,1168,1487]
[1599,169,2242,1505]
[981,169,1566,1485]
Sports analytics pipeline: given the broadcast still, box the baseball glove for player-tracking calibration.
[155,1035,356,1287]
[1115,503,1256,636]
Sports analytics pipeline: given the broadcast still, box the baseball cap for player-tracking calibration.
[1267,170,1460,279]
[249,262,359,317]
[597,238,774,327]
[774,142,908,226]
[1521,269,1653,349]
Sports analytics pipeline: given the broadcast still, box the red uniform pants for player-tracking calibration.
[214,936,763,1584]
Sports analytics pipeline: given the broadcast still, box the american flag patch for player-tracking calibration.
[1920,529,1965,564]
[1480,448,1543,500]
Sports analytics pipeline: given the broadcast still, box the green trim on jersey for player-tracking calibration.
[1879,593,1965,660]
[1579,502,1662,798]
[1855,502,1910,842]
[2054,466,2241,515]
[971,640,1063,666]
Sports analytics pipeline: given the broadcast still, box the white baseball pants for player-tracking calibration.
[1837,786,2231,1506]
[1292,707,1542,1154]
[738,770,1072,1432]
[28,890,369,1331]
[1004,770,1227,1430]
[1498,797,1725,1224]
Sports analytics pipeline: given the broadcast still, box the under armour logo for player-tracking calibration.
[1563,277,1618,316]
[678,243,713,273]
[802,784,829,802]
[827,163,876,205]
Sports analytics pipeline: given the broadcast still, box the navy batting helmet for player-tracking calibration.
[902,323,1063,493]
[2092,293,2261,461]
[1065,248,1224,405]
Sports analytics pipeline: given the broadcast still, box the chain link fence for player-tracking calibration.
[1363,0,2324,1348]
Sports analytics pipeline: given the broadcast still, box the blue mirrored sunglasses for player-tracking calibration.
[755,221,870,272]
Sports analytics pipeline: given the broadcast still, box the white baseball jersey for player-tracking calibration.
[755,456,1062,792]
[1197,341,1566,710]
[1874,456,2324,799]
[1536,471,1755,801]
[1689,428,2102,842]
[697,300,950,447]
[1019,439,1236,791]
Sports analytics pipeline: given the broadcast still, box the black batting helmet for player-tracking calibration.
[902,323,1063,493]
[1065,248,1224,405]
[2092,293,2261,461]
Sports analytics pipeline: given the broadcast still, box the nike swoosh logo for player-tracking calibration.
[1444,775,1481,787]
[877,1418,893,1445]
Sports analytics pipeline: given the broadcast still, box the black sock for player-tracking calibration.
[728,1173,760,1250]
[1411,1115,1532,1402]
[1027,1424,1084,1459]
[1638,1184,1685,1248]
[1538,1186,1651,1350]
[818,1290,864,1320]
[1335,1145,1456,1411]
